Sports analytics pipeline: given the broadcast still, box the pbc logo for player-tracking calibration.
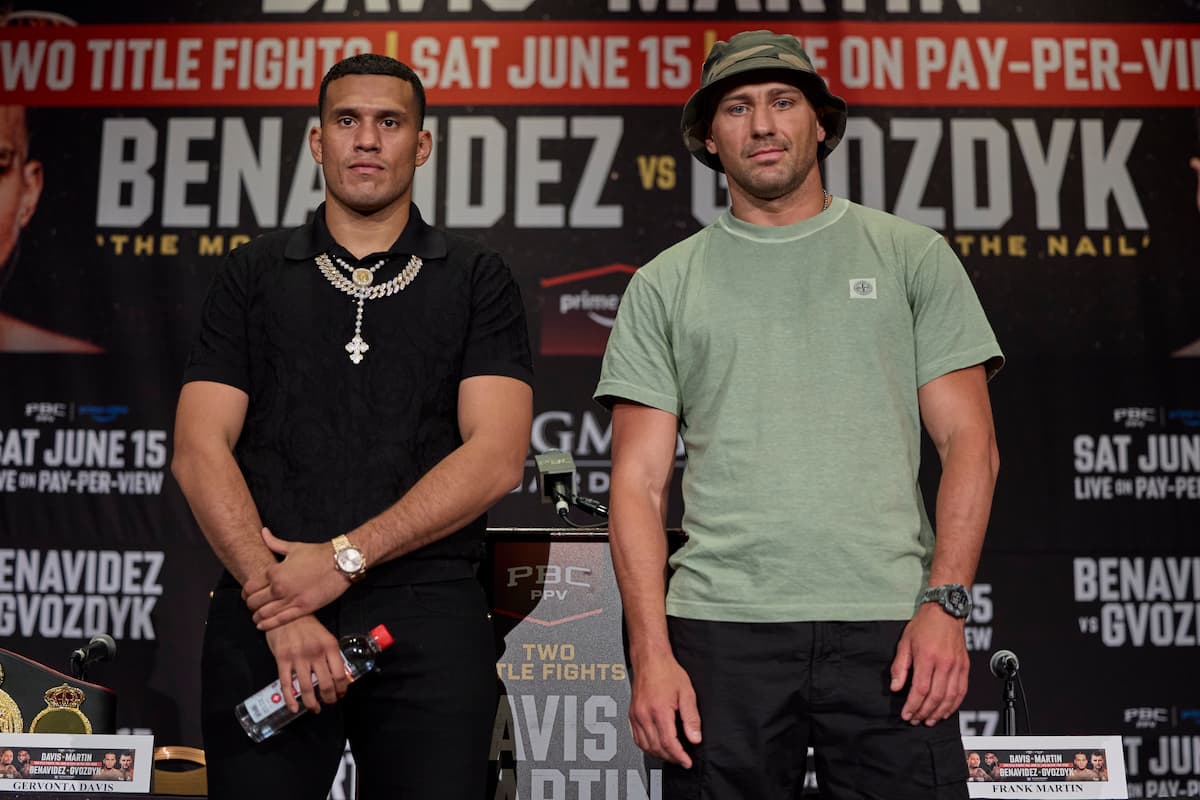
[24,402,68,423]
[1113,407,1157,429]
[506,565,592,601]
[1124,707,1170,729]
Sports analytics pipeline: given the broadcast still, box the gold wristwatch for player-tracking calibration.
[331,535,367,582]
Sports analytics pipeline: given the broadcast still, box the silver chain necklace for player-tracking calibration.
[315,252,423,364]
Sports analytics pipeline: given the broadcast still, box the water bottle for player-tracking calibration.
[235,624,394,742]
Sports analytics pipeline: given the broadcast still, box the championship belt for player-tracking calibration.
[29,683,93,734]
[0,646,116,733]
[0,664,22,733]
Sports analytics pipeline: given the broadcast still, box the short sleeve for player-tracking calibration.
[909,236,1005,387]
[461,251,533,385]
[593,270,681,415]
[181,251,252,392]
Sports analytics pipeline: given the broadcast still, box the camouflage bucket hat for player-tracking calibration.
[680,30,848,172]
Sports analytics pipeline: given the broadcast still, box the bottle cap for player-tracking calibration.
[369,625,394,650]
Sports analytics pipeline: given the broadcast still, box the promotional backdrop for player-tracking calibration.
[2,2,1199,798]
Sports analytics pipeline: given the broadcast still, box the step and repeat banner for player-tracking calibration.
[2,1,1199,797]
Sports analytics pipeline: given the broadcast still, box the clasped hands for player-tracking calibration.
[242,528,355,714]
[242,527,352,630]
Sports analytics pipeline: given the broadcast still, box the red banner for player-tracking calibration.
[3,21,1199,107]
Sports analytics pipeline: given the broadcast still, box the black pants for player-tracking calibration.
[200,576,497,800]
[663,617,969,800]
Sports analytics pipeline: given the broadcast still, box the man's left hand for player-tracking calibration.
[242,527,351,630]
[889,603,969,726]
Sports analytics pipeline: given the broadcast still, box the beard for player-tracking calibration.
[725,140,818,203]
[734,166,807,202]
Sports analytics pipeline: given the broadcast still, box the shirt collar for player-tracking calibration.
[284,202,447,264]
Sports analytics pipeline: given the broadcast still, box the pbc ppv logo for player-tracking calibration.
[1125,708,1171,730]
[538,264,635,356]
[506,564,593,601]
[23,403,131,424]
[1113,407,1158,429]
[491,542,608,631]
[24,403,68,424]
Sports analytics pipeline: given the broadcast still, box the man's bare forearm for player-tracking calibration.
[608,401,679,667]
[928,427,998,587]
[172,438,274,586]
[343,377,531,566]
[919,365,1000,588]
[351,429,528,565]
[240,377,532,632]
[242,432,529,630]
[610,492,674,666]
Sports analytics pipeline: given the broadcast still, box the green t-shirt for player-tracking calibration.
[595,198,1003,623]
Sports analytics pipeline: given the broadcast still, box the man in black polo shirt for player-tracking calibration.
[172,54,533,799]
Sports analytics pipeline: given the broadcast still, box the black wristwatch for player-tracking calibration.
[919,584,973,619]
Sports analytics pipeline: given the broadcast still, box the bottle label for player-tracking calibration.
[241,678,290,723]
[241,653,357,723]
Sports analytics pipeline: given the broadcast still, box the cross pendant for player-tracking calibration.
[345,334,370,364]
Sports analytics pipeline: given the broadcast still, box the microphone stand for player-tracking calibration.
[1001,663,1018,735]
[69,653,87,682]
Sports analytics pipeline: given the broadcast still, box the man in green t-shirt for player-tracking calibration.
[595,29,1003,799]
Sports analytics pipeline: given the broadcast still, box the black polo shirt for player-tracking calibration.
[183,203,532,584]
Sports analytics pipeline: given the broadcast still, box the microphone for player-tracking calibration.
[535,450,576,517]
[71,634,117,669]
[989,649,1019,678]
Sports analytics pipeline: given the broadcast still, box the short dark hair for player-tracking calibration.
[318,54,426,128]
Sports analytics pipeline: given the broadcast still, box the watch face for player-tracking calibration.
[946,586,971,617]
[336,548,364,573]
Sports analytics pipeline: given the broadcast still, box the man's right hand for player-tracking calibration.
[628,654,703,768]
[264,615,350,714]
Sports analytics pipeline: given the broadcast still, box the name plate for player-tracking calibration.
[963,735,1127,798]
[0,734,153,793]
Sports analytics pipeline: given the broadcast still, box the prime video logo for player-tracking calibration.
[559,290,620,328]
[78,405,130,424]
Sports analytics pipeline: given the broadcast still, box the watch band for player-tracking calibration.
[331,534,367,582]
